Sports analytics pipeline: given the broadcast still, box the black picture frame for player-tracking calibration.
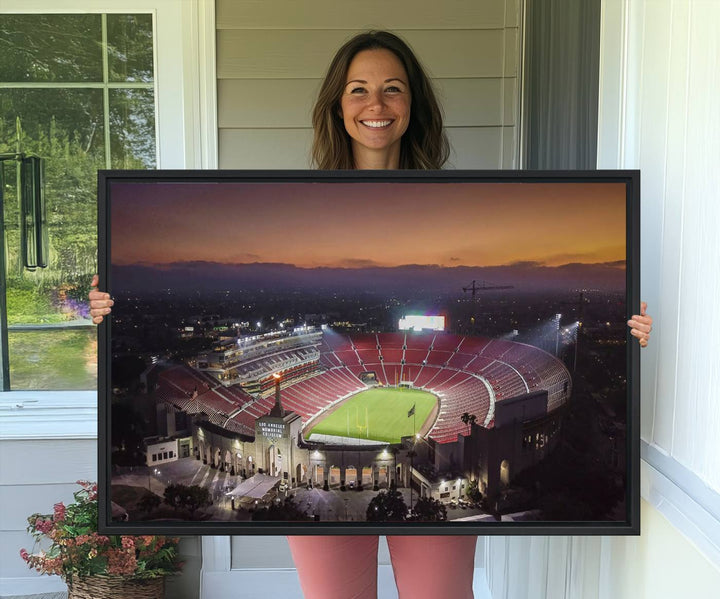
[98,169,640,536]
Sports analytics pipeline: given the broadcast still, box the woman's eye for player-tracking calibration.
[349,87,367,94]
[385,86,402,93]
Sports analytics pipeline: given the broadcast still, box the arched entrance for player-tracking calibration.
[500,459,510,487]
[267,445,281,477]
[345,466,358,487]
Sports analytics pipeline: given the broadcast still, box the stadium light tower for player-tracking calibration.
[555,314,562,356]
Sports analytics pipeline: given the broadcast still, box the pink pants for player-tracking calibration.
[287,535,477,599]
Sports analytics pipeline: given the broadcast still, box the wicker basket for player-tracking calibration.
[67,575,164,599]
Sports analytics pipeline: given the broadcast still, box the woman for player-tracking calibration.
[90,31,653,598]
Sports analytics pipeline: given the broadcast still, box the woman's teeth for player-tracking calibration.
[362,120,392,128]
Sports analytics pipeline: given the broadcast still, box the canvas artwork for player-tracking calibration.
[98,170,639,535]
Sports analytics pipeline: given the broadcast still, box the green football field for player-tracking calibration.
[308,387,437,444]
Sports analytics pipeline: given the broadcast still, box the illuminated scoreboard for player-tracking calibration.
[398,315,445,332]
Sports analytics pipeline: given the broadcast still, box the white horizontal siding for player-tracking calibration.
[216,0,517,30]
[218,78,517,128]
[216,0,521,171]
[0,439,97,582]
[217,29,515,80]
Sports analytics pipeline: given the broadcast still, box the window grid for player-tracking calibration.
[0,13,156,390]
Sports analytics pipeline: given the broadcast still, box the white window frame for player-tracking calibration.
[0,0,217,438]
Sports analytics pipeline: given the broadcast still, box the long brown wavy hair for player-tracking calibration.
[311,31,449,170]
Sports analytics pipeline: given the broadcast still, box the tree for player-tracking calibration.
[409,496,447,522]
[137,491,161,514]
[251,497,312,521]
[460,412,477,435]
[466,479,482,503]
[366,489,407,522]
[163,483,211,519]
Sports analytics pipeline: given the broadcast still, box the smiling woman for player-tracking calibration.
[340,49,412,169]
[311,30,448,170]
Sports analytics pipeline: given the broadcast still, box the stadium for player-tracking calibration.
[150,317,571,507]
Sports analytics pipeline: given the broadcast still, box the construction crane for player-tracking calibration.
[461,280,515,334]
[462,280,514,301]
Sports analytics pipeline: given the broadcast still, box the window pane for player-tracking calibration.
[110,89,156,169]
[0,89,106,161]
[8,329,97,390]
[107,14,154,83]
[1,13,156,391]
[0,14,102,82]
[2,89,103,390]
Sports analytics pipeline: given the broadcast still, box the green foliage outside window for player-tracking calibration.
[0,13,155,390]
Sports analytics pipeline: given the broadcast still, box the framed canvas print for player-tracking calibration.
[98,170,640,535]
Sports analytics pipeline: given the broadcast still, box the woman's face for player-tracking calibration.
[340,49,411,167]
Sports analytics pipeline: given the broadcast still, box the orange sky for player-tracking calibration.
[111,181,627,268]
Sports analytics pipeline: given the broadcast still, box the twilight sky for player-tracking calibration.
[110,181,626,268]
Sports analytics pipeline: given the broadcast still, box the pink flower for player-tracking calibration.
[34,518,54,535]
[19,548,29,562]
[107,548,137,576]
[121,537,135,550]
[53,502,66,522]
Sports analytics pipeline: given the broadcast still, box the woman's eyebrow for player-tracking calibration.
[344,78,407,85]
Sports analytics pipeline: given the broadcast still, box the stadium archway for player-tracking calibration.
[313,465,324,486]
[266,445,281,477]
[345,466,358,487]
[362,466,373,487]
[500,459,511,487]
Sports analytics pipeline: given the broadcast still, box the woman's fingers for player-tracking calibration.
[88,275,113,324]
[627,303,653,347]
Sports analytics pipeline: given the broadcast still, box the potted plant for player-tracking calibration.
[20,480,182,599]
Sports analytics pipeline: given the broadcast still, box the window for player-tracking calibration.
[0,13,155,390]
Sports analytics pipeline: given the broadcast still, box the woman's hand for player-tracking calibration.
[627,301,652,348]
[88,274,114,324]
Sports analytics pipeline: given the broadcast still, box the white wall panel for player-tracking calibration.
[637,0,675,450]
[671,1,720,482]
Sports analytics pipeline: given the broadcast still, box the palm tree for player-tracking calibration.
[461,412,477,435]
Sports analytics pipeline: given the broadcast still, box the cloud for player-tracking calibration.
[506,260,544,268]
[336,258,385,268]
[449,257,461,262]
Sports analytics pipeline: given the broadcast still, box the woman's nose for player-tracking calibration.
[366,89,385,110]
